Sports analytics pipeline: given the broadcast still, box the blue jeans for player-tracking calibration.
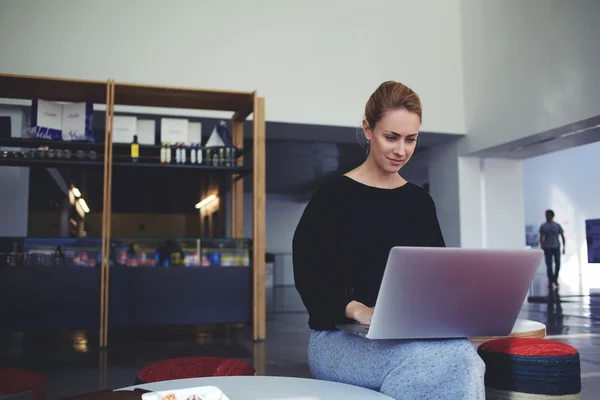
[544,247,561,283]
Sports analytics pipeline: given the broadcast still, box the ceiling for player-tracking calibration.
[471,115,600,160]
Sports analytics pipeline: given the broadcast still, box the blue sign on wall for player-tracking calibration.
[586,219,600,264]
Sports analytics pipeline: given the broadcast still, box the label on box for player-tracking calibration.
[161,118,189,144]
[113,116,137,143]
[31,99,63,140]
[188,122,202,144]
[137,119,156,145]
[62,102,93,141]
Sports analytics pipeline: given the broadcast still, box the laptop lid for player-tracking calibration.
[365,247,543,340]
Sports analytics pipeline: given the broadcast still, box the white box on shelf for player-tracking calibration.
[160,118,189,145]
[62,102,93,141]
[137,119,156,145]
[113,116,137,143]
[30,99,63,140]
[141,385,230,400]
[188,122,202,145]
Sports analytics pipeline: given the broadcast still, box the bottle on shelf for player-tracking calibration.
[175,143,181,164]
[181,143,186,164]
[165,142,172,164]
[53,245,65,266]
[197,146,203,164]
[160,142,166,164]
[212,149,219,166]
[131,135,139,162]
[190,144,197,164]
[225,147,232,166]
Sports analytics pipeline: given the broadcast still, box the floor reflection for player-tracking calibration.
[1,267,600,398]
[72,331,88,353]
[523,265,600,341]
[546,288,565,335]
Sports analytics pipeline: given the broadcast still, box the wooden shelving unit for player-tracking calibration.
[0,73,266,345]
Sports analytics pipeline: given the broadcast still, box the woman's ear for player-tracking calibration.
[362,119,372,142]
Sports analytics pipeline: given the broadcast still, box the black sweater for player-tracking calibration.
[292,175,446,331]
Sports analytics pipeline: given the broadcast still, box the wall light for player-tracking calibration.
[69,186,82,205]
[77,198,90,213]
[75,201,85,219]
[195,194,217,209]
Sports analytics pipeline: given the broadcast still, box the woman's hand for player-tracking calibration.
[345,300,374,326]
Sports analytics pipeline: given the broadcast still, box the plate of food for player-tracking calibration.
[140,386,230,400]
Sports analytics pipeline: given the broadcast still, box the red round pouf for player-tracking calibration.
[478,338,581,399]
[0,367,46,400]
[134,357,256,384]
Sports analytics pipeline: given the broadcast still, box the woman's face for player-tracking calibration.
[363,108,420,174]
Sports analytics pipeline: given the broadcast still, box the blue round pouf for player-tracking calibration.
[478,338,581,399]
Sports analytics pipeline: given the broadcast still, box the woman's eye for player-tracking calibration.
[386,136,397,141]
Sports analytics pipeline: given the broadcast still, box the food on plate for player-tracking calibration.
[158,393,224,400]
[150,387,228,400]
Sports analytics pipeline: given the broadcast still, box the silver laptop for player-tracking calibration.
[337,246,543,340]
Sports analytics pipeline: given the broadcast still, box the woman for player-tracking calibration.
[292,81,485,399]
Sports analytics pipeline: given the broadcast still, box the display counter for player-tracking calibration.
[0,237,252,330]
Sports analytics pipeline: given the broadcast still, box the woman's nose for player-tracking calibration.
[393,143,406,157]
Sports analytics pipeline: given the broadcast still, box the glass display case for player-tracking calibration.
[111,237,251,268]
[0,237,251,269]
[0,237,253,329]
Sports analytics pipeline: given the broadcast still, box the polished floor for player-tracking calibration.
[1,262,600,399]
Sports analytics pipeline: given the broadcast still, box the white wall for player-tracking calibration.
[460,0,600,153]
[0,0,466,134]
[0,107,29,237]
[524,142,600,288]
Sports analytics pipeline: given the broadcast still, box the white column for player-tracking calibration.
[428,141,462,247]
[457,156,484,248]
[429,142,525,249]
[480,158,525,249]
[0,107,29,237]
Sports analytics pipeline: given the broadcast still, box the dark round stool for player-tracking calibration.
[478,338,581,399]
[134,357,256,384]
[0,367,46,400]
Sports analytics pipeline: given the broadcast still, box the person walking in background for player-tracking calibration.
[539,210,566,288]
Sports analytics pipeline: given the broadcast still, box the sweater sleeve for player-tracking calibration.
[292,187,351,330]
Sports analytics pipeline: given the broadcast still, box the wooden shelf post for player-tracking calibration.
[231,119,244,238]
[253,96,266,341]
[99,80,115,348]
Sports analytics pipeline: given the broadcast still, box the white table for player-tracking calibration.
[470,319,546,343]
[119,375,393,400]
